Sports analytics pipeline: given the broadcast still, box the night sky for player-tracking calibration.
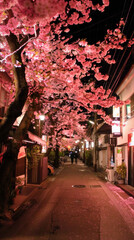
[68,0,134,92]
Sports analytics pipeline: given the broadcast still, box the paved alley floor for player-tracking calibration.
[0,160,134,240]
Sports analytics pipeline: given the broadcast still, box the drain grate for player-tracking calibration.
[72,185,86,188]
[38,186,47,190]
[89,185,102,188]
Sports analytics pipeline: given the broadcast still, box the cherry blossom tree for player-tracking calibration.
[0,0,133,216]
[40,104,88,167]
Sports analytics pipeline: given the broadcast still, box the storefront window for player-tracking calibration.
[126,104,131,119]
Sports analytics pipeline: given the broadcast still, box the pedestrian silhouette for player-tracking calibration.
[70,151,74,164]
[74,152,78,164]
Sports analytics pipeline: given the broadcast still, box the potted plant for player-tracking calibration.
[116,161,126,184]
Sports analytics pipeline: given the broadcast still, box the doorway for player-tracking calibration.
[128,146,134,186]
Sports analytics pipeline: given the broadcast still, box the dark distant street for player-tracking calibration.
[0,159,134,240]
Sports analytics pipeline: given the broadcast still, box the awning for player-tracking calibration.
[28,131,46,146]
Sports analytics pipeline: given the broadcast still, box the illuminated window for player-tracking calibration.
[131,94,134,117]
[126,104,131,119]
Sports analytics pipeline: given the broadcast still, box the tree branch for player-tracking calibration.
[0,33,28,142]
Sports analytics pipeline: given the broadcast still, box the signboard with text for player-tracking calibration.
[128,132,134,146]
[113,106,120,118]
[112,120,121,135]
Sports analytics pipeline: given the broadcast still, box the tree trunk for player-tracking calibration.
[0,33,28,143]
[0,107,34,216]
[54,145,60,168]
[0,32,29,216]
[0,141,20,215]
[0,22,40,216]
[93,112,98,172]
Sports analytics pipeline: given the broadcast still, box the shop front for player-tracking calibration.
[128,132,134,186]
[27,132,48,184]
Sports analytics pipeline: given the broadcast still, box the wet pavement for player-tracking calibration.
[10,160,134,214]
[0,159,134,240]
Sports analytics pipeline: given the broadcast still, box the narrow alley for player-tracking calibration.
[0,160,134,240]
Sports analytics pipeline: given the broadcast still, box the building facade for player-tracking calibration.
[115,65,134,186]
[92,65,134,186]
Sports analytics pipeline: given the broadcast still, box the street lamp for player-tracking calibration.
[89,120,94,125]
[39,114,45,121]
[39,114,45,137]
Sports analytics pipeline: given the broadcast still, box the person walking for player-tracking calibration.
[70,151,74,164]
[74,151,78,164]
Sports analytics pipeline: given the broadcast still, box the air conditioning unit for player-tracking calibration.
[107,169,115,182]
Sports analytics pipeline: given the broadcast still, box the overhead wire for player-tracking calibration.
[103,0,127,89]
[109,8,134,94]
[103,0,133,92]
[106,43,129,91]
[109,17,134,94]
[103,0,128,90]
[110,49,132,96]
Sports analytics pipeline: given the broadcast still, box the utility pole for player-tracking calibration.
[83,140,86,163]
[93,112,98,172]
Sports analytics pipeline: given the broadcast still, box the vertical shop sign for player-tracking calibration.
[116,147,122,166]
[128,132,134,146]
